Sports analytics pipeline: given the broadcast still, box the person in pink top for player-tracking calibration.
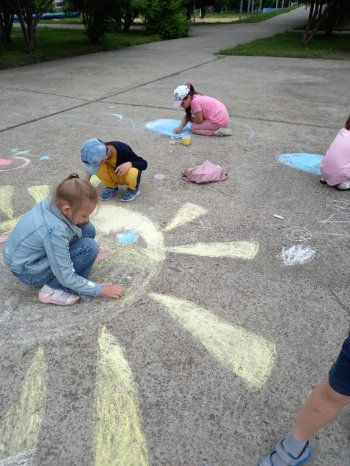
[172,83,232,137]
[320,116,350,190]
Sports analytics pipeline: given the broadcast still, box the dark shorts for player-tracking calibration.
[328,332,350,396]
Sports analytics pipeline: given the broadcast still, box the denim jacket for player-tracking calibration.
[3,197,101,297]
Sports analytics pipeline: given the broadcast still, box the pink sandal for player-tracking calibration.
[38,285,80,306]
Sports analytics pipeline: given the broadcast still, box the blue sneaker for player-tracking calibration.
[100,186,119,201]
[121,188,140,202]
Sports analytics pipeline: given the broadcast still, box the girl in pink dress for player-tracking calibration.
[320,116,350,190]
[172,83,232,137]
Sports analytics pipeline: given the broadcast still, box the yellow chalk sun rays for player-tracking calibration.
[0,348,47,462]
[0,185,274,464]
[95,327,149,466]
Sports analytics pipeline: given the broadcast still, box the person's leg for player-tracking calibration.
[96,162,120,188]
[191,120,220,136]
[46,231,98,290]
[120,168,141,202]
[124,168,140,190]
[292,380,350,441]
[96,162,121,200]
[39,231,98,305]
[258,332,350,466]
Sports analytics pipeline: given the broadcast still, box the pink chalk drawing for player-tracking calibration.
[0,159,12,166]
[0,157,30,172]
[0,234,8,244]
[96,251,114,262]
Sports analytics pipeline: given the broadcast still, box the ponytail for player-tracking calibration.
[55,174,98,212]
[345,115,350,131]
[185,83,200,120]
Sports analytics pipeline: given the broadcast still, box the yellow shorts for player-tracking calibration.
[96,162,139,190]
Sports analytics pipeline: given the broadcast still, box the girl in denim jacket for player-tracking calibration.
[3,174,124,306]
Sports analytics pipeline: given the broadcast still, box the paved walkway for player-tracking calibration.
[1,8,350,466]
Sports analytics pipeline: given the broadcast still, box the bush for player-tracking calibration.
[143,0,189,39]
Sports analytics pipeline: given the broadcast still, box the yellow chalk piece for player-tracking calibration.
[0,186,15,219]
[163,203,207,232]
[94,327,149,466]
[0,347,47,458]
[149,294,276,391]
[28,185,50,204]
[167,241,259,260]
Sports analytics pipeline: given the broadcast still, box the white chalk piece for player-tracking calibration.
[273,214,284,220]
[154,174,166,180]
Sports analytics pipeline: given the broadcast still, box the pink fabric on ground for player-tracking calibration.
[320,128,350,186]
[182,160,228,184]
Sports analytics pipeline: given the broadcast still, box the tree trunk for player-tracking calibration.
[325,0,340,37]
[302,0,338,45]
[5,0,53,52]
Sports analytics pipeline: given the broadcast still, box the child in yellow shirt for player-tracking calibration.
[81,138,148,202]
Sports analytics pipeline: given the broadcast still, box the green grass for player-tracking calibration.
[0,27,160,68]
[217,31,350,59]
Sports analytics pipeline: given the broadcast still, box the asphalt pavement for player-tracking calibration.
[1,7,350,466]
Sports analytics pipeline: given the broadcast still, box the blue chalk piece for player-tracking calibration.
[145,119,191,138]
[277,153,322,175]
[39,155,51,160]
[116,230,139,245]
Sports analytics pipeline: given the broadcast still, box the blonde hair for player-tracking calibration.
[55,174,98,212]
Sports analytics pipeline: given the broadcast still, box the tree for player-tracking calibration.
[0,0,14,43]
[143,0,189,39]
[4,0,53,52]
[303,0,348,44]
[64,0,110,44]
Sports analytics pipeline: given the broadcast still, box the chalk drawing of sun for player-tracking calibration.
[0,182,276,465]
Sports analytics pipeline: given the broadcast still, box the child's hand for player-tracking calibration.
[173,127,182,134]
[100,283,125,299]
[115,162,132,175]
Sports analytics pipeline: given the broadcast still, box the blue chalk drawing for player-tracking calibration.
[145,119,191,138]
[39,155,51,160]
[116,230,139,245]
[277,153,323,175]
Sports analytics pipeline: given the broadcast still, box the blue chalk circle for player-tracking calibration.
[145,119,191,138]
[277,153,322,175]
[39,155,51,160]
[116,230,139,245]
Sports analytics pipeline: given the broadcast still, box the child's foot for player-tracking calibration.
[215,127,233,137]
[121,188,140,202]
[100,186,119,201]
[335,180,350,191]
[320,177,327,185]
[258,439,312,466]
[38,285,80,306]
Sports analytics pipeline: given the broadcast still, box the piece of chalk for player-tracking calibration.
[273,214,284,220]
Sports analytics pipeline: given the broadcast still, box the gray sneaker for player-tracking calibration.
[258,440,312,466]
[335,180,350,191]
[215,127,233,136]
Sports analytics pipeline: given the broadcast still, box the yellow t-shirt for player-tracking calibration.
[106,147,117,168]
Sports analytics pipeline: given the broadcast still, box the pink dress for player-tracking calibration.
[320,128,350,186]
[190,95,229,136]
